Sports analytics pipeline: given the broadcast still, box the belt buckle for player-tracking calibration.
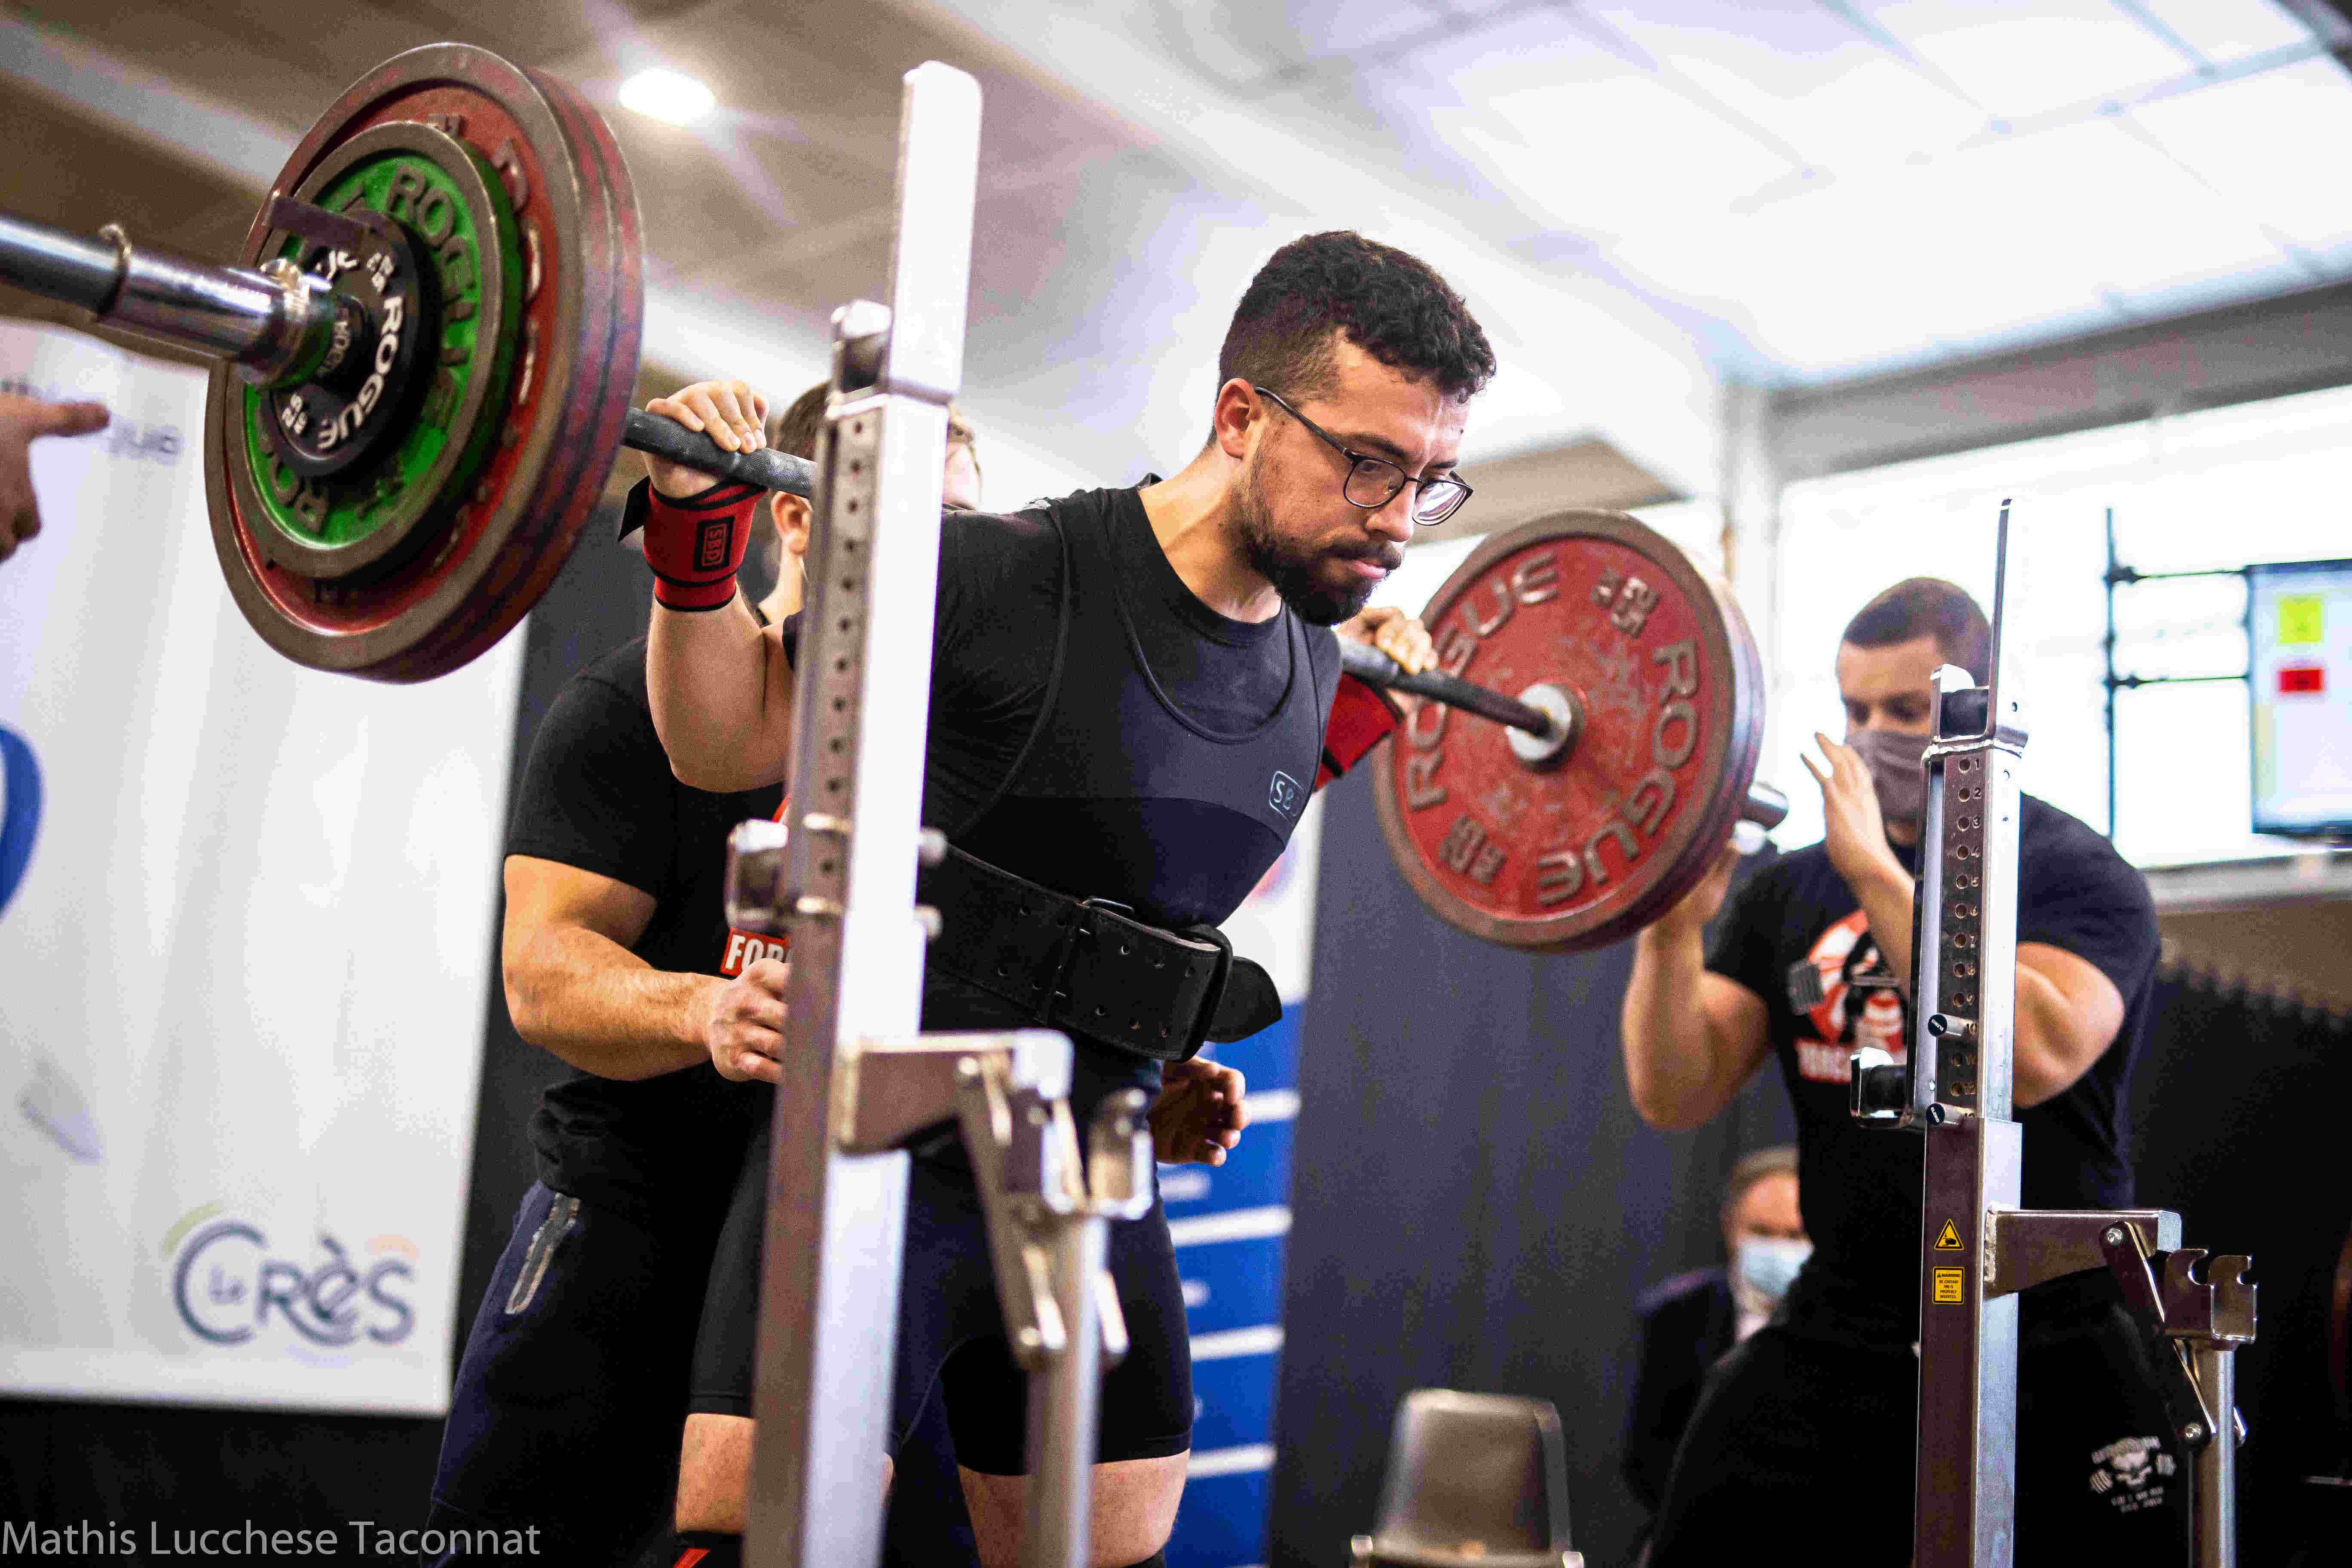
[1037,895,1135,1023]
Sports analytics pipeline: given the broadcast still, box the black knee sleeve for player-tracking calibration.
[1115,1553,1167,1568]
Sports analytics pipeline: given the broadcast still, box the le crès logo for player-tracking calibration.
[165,1203,417,1348]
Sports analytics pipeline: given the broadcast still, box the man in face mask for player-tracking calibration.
[1617,577,2177,1565]
[1621,1148,1807,1525]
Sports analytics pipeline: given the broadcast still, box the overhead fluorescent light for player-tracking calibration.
[619,67,716,126]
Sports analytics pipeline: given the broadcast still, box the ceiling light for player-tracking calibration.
[619,67,716,126]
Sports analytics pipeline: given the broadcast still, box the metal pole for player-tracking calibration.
[2116,510,2135,841]
[2191,1345,2237,1568]
[743,61,981,1568]
[1908,502,2029,1568]
[1023,1216,1108,1567]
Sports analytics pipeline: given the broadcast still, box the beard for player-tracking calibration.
[1233,454,1400,626]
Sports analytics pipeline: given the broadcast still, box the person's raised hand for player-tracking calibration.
[1148,1057,1249,1166]
[702,956,788,1083]
[639,379,766,499]
[1804,731,1899,892]
[0,395,110,565]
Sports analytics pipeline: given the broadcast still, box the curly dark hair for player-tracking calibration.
[1218,231,1495,405]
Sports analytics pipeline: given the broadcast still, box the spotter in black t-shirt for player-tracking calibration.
[506,636,780,1227]
[1705,792,2159,1327]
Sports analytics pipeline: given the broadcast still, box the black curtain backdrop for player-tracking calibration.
[1,510,647,1560]
[1271,766,2352,1568]
[2125,969,2352,1565]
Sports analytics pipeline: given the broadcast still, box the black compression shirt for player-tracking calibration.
[785,484,1339,1115]
[510,638,779,1225]
[1706,793,2159,1330]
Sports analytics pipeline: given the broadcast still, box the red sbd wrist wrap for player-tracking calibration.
[1315,674,1403,790]
[642,480,763,611]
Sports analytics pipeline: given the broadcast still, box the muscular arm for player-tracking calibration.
[1622,923,1773,1131]
[500,855,722,1080]
[646,607,798,792]
[1845,863,2126,1108]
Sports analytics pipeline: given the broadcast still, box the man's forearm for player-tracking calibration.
[647,599,788,792]
[505,923,720,1081]
[1847,858,1917,992]
[1623,925,1721,1129]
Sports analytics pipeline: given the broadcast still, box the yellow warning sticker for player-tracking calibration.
[1932,1268,1966,1304]
[1934,1219,1965,1251]
[2280,594,2324,645]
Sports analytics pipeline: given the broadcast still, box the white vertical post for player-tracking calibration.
[743,61,981,1568]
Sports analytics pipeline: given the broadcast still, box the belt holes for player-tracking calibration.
[995,965,1008,977]
[1017,901,1030,916]
[1093,1005,1106,1017]
[1119,944,1130,956]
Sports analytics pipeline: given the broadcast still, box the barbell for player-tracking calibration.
[0,41,1785,951]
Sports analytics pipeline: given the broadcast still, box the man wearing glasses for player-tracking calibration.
[634,230,1489,1568]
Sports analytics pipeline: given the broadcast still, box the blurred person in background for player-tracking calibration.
[1621,1145,1807,1521]
[1620,577,2178,1565]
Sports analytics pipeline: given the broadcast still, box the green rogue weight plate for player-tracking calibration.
[1369,510,1766,952]
[205,42,643,683]
[230,120,519,583]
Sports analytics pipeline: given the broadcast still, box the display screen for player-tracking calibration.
[2249,558,2352,836]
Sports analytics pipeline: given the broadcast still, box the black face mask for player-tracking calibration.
[1849,726,1930,827]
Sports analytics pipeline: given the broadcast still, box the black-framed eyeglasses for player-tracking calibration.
[1253,385,1472,526]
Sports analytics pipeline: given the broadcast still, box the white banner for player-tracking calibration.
[0,322,518,1415]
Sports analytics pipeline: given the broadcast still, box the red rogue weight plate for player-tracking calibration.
[205,43,643,683]
[1369,510,1764,952]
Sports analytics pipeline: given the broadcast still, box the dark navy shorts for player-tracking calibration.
[689,1112,1195,1475]
[424,1182,719,1564]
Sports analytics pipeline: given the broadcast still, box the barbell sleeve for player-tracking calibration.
[1338,638,1558,737]
[619,407,817,499]
[0,209,328,378]
[1341,638,1790,832]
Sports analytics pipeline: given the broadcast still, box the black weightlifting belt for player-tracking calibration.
[921,847,1284,1063]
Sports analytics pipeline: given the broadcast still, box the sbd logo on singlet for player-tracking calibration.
[721,928,789,977]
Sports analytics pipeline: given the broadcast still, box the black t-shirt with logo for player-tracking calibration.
[510,636,782,1226]
[1706,793,2159,1330]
